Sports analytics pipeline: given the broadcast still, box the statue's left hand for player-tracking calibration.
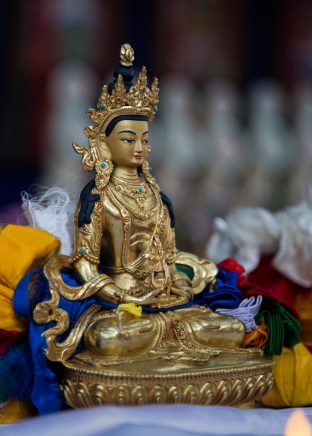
[171,271,192,290]
[125,288,163,305]
[170,287,194,305]
[170,271,194,304]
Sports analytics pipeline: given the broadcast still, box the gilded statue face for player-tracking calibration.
[105,119,149,168]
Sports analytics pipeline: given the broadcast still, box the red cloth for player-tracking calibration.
[306,344,312,354]
[218,257,299,317]
[0,329,24,355]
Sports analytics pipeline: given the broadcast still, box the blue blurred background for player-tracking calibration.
[2,0,312,252]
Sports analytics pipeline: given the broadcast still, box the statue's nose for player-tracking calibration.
[134,140,143,152]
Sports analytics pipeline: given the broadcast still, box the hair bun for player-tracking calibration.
[108,43,136,93]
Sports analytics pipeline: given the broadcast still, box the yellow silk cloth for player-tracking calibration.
[0,224,60,332]
[0,400,35,423]
[261,343,312,407]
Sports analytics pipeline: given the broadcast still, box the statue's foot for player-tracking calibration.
[84,311,159,358]
[173,306,246,349]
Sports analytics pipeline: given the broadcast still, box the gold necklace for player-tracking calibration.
[108,182,160,221]
[111,176,154,211]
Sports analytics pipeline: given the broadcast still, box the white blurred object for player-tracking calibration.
[249,80,295,175]
[207,207,279,272]
[22,188,75,256]
[243,80,296,208]
[156,75,201,241]
[294,83,312,157]
[273,194,312,287]
[200,81,245,216]
[206,191,312,287]
[202,80,244,176]
[289,84,312,202]
[44,60,98,191]
[160,75,199,175]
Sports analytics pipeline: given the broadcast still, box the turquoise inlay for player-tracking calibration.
[80,248,86,254]
[100,103,105,110]
[138,186,144,193]
[101,162,107,168]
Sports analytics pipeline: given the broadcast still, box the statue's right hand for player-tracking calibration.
[96,282,124,303]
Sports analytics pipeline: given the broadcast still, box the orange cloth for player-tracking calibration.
[293,288,312,348]
[0,288,27,331]
[0,225,60,332]
[261,343,312,407]
[242,318,268,349]
[0,400,35,423]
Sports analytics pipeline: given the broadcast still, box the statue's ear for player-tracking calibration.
[97,134,112,161]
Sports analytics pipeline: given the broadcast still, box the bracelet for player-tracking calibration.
[119,289,128,304]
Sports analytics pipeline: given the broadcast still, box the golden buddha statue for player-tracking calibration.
[31,44,273,408]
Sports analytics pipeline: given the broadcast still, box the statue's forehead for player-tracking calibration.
[111,119,149,135]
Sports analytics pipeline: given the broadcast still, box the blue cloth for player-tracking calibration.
[195,270,242,310]
[0,341,33,402]
[13,267,243,415]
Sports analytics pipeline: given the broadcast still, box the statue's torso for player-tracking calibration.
[99,181,176,292]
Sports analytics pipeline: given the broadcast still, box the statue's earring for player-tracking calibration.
[95,159,113,191]
[94,134,113,191]
[142,145,158,189]
[143,145,152,170]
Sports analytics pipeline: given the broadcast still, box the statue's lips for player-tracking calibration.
[134,154,143,160]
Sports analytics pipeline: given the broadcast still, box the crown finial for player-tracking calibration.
[120,43,134,67]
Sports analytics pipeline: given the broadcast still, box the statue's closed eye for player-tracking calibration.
[121,138,135,144]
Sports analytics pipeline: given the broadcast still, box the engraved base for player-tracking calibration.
[61,356,274,408]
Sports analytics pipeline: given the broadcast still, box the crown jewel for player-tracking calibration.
[84,43,159,140]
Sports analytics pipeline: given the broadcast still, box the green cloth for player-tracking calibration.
[256,303,301,356]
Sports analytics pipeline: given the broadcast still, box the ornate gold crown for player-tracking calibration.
[84,43,159,140]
